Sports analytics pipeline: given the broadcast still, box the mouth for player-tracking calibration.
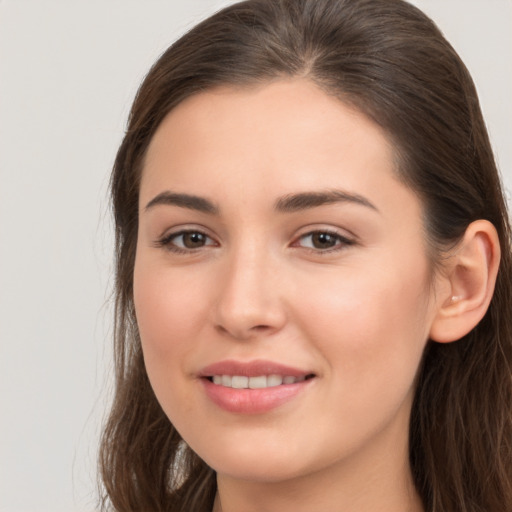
[204,373,316,389]
[198,360,316,413]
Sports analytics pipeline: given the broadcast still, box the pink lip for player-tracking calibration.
[199,359,312,378]
[198,359,315,414]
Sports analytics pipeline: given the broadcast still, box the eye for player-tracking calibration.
[294,230,354,252]
[156,230,217,253]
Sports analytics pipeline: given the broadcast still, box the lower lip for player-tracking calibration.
[201,378,314,414]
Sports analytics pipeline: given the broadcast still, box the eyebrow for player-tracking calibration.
[144,188,378,215]
[274,190,379,213]
[145,191,219,214]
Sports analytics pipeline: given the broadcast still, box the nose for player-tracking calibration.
[212,246,287,341]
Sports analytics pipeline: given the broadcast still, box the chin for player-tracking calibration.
[188,430,325,484]
[210,457,306,484]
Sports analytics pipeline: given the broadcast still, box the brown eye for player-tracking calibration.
[158,230,216,252]
[296,231,354,252]
[310,232,338,249]
[180,231,208,248]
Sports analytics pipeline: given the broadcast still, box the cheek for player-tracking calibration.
[290,262,432,458]
[132,257,211,398]
[296,258,432,390]
[133,259,213,426]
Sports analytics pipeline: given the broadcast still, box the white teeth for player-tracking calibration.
[248,375,267,389]
[231,376,249,389]
[210,374,308,389]
[267,374,283,387]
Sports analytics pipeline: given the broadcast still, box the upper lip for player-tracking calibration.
[198,359,314,378]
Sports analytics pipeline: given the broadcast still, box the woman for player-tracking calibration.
[99,0,512,510]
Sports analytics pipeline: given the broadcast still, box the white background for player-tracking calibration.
[0,1,510,511]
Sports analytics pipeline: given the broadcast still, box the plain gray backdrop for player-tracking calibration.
[0,1,510,511]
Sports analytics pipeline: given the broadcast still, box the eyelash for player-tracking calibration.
[154,230,217,255]
[155,229,355,255]
[293,229,355,254]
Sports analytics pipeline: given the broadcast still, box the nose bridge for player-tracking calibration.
[213,237,285,339]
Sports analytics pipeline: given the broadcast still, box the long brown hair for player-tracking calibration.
[99,0,512,510]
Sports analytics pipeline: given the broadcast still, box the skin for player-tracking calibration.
[133,79,449,512]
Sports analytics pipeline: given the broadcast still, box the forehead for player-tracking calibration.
[140,79,414,218]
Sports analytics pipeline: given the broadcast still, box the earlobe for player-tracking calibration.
[429,220,501,343]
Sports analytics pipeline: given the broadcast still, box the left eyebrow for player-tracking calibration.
[274,189,379,213]
[144,191,219,215]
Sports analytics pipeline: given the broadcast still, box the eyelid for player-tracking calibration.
[154,226,219,253]
[290,226,357,252]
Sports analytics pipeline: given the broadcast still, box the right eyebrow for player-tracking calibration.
[144,191,219,215]
[274,189,379,213]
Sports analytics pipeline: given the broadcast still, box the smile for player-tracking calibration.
[198,360,316,413]
[209,374,312,388]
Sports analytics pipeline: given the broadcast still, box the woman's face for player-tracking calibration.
[134,80,443,483]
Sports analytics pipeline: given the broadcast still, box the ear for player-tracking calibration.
[429,220,501,343]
